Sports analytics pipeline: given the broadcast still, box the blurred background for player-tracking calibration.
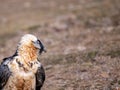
[0,0,120,90]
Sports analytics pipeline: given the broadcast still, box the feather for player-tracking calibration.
[36,64,45,90]
[0,59,12,89]
[0,34,46,90]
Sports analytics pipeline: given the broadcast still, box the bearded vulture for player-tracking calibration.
[0,34,46,90]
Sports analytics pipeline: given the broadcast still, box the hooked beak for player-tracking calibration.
[33,40,46,54]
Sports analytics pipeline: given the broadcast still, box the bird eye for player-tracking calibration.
[32,39,46,53]
[32,40,40,49]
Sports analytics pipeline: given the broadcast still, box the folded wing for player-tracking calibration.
[0,58,11,90]
[35,65,45,90]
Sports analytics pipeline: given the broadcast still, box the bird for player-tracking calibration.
[0,34,46,90]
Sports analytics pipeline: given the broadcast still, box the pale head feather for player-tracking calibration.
[19,34,38,46]
[17,34,39,60]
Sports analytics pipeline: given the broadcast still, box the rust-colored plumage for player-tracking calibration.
[0,34,46,90]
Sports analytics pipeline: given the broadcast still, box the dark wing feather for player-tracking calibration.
[36,65,45,90]
[0,61,11,90]
[0,50,16,89]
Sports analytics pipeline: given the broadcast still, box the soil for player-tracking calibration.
[0,0,120,90]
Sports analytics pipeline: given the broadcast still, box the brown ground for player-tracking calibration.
[0,0,120,90]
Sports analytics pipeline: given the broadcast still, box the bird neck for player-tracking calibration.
[17,45,38,62]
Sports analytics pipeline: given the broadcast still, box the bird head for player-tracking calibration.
[18,34,46,55]
[32,39,47,54]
